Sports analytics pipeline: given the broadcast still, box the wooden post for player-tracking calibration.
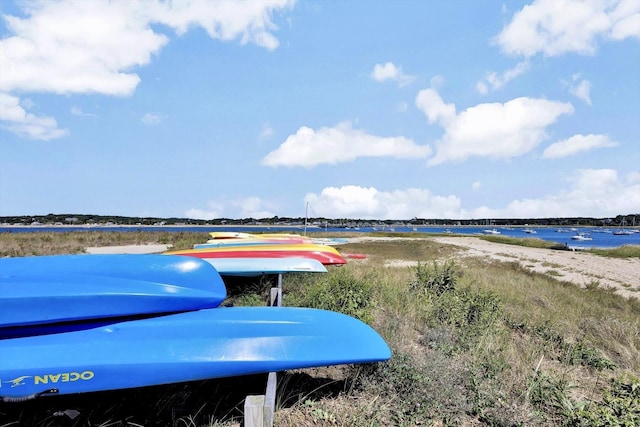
[269,273,283,307]
[263,372,277,427]
[244,395,265,427]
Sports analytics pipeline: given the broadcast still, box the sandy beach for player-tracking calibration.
[87,236,640,299]
[350,236,640,299]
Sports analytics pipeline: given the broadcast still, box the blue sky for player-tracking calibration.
[1,0,639,220]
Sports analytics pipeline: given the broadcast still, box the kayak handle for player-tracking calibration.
[1,388,59,402]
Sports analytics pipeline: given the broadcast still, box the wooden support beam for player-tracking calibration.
[244,395,265,427]
[263,372,277,427]
[269,273,283,307]
[243,373,277,427]
[269,287,281,307]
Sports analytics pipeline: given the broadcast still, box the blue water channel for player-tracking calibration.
[2,225,639,249]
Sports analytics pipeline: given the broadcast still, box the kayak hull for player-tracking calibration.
[204,257,327,276]
[0,307,391,398]
[0,255,227,328]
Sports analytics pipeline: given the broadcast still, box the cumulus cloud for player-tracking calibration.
[305,185,462,219]
[261,121,430,168]
[233,196,277,219]
[543,134,618,159]
[370,62,416,87]
[303,168,639,220]
[0,0,294,140]
[415,89,575,166]
[185,196,276,220]
[414,89,456,126]
[0,92,68,140]
[487,169,640,218]
[495,0,640,58]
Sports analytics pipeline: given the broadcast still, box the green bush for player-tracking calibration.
[574,374,640,426]
[410,260,460,296]
[285,268,375,324]
[410,261,502,353]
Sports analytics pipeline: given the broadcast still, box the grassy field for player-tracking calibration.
[0,232,638,426]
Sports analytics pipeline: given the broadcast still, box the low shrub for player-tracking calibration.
[285,268,375,324]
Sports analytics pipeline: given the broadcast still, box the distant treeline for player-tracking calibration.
[1,213,638,228]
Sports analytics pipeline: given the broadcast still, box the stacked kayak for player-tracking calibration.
[0,254,227,329]
[0,251,389,400]
[165,243,348,266]
[1,307,390,397]
[166,231,364,266]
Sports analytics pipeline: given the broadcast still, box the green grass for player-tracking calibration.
[1,233,638,426]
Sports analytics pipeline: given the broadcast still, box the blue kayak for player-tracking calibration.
[0,307,391,399]
[0,255,227,329]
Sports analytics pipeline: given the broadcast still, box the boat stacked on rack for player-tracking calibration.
[0,234,388,400]
[166,231,364,268]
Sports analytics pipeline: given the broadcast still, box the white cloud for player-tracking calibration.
[495,0,640,58]
[483,169,640,218]
[477,60,530,93]
[472,182,481,191]
[233,196,276,218]
[415,89,575,166]
[0,0,294,139]
[414,89,456,126]
[476,81,489,95]
[261,121,430,168]
[370,62,415,87]
[305,185,462,219]
[609,0,640,40]
[303,168,639,220]
[147,0,293,50]
[568,76,592,105]
[141,112,166,125]
[185,197,277,220]
[543,134,618,159]
[184,200,225,220]
[0,92,68,140]
[70,106,97,117]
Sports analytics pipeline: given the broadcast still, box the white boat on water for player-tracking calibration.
[523,228,537,234]
[571,233,593,241]
[482,228,501,235]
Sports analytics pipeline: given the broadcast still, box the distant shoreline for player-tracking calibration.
[2,223,637,230]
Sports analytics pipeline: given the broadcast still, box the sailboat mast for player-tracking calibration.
[304,202,308,236]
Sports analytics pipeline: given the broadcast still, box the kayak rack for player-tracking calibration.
[244,273,283,427]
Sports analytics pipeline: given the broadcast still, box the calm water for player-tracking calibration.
[1,225,639,249]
